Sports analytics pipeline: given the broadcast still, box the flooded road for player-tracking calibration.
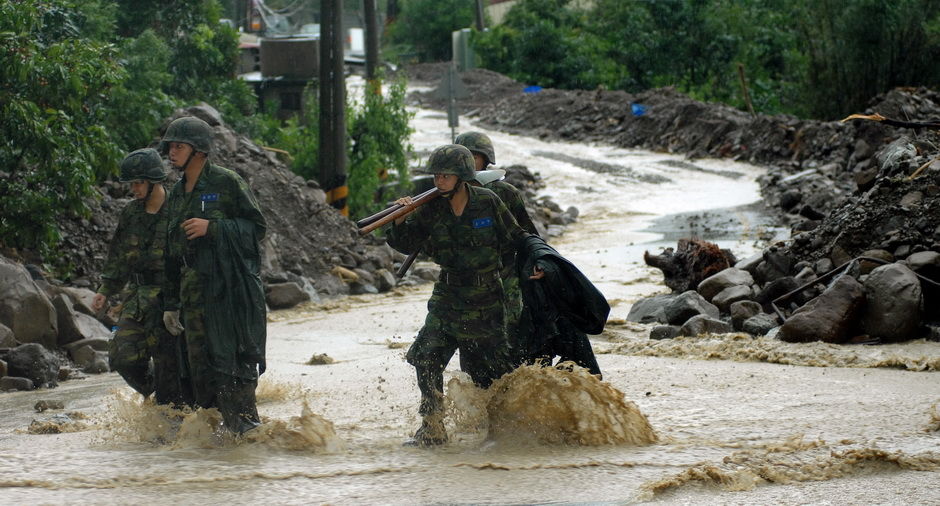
[1,108,938,505]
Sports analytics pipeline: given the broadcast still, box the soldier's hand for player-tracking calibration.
[91,293,107,312]
[182,218,209,240]
[163,310,184,336]
[393,196,414,225]
[529,265,545,280]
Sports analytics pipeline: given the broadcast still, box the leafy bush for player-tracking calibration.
[0,0,124,256]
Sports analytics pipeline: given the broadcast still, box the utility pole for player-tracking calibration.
[364,0,379,82]
[474,0,485,31]
[319,0,348,215]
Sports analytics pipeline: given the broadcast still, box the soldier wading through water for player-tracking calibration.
[385,144,544,447]
[161,116,268,435]
[455,131,539,364]
[93,148,192,406]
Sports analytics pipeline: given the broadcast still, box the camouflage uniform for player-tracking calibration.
[162,117,267,434]
[98,150,190,406]
[456,132,539,363]
[386,145,530,430]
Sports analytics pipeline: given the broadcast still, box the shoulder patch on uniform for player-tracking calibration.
[473,217,494,228]
[200,193,220,202]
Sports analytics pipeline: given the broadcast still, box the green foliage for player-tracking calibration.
[472,0,940,119]
[347,78,415,219]
[0,0,124,255]
[107,29,179,151]
[474,0,616,89]
[255,77,414,220]
[387,0,475,62]
[796,0,940,118]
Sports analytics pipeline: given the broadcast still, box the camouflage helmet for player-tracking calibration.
[119,148,166,183]
[159,116,213,155]
[454,131,495,166]
[426,144,476,182]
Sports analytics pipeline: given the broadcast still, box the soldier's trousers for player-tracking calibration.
[406,280,514,417]
[110,316,191,406]
[181,268,260,434]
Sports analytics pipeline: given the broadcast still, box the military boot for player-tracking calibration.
[403,414,447,447]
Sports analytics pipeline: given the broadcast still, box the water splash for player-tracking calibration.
[445,364,657,446]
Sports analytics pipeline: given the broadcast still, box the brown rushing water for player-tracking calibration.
[2,111,938,504]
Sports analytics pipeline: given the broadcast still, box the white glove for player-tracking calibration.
[163,310,184,336]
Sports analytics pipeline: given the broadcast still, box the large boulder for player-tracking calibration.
[730,300,762,331]
[626,294,675,324]
[52,293,110,346]
[678,315,732,337]
[711,284,753,313]
[859,263,923,342]
[265,282,310,310]
[697,268,754,302]
[778,276,865,343]
[663,291,719,326]
[5,343,60,388]
[0,257,58,349]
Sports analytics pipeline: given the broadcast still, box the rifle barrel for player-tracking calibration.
[355,187,439,228]
[358,188,441,235]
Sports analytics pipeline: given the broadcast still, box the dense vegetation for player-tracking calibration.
[386,0,940,119]
[468,0,940,119]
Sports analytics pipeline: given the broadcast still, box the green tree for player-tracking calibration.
[474,0,616,89]
[797,0,940,118]
[387,0,475,61]
[0,0,124,256]
[347,78,414,218]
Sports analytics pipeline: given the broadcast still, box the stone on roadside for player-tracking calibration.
[83,353,110,374]
[6,343,60,388]
[778,276,865,343]
[0,358,6,377]
[904,251,940,280]
[70,345,99,369]
[1,376,35,391]
[697,267,754,301]
[678,315,732,337]
[859,263,923,342]
[374,268,397,292]
[265,282,310,310]
[626,294,675,324]
[53,293,110,346]
[742,313,779,336]
[730,300,762,331]
[0,257,58,349]
[649,325,680,340]
[711,285,753,313]
[663,291,719,326]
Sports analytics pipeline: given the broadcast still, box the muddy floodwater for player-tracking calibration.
[2,108,938,505]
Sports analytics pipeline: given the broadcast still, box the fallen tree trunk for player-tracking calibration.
[644,238,734,293]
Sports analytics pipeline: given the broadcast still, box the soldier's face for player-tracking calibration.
[129,180,149,200]
[472,154,486,171]
[433,173,458,192]
[168,142,194,169]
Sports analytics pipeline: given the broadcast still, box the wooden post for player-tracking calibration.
[474,0,486,31]
[364,0,379,82]
[319,0,348,215]
[737,63,756,117]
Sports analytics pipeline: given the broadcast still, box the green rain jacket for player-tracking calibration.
[164,163,267,378]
